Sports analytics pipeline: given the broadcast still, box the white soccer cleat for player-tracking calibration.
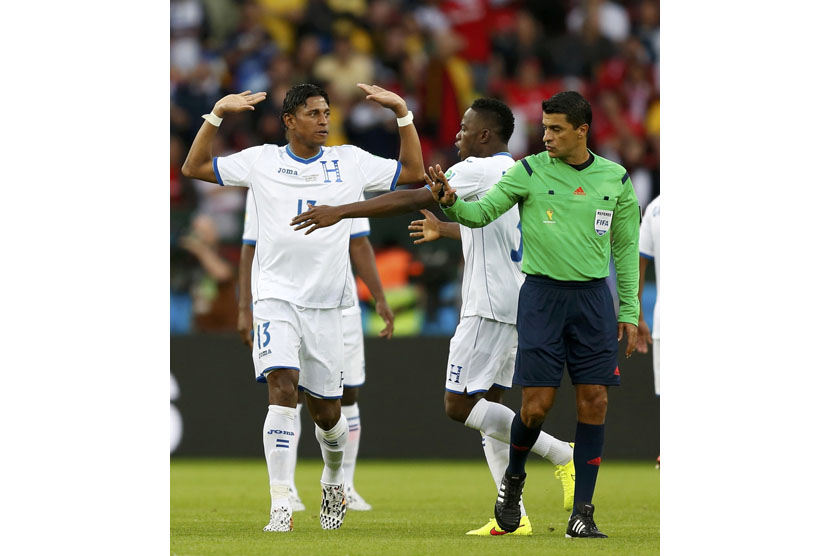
[319,482,347,529]
[289,486,306,512]
[345,486,372,511]
[263,501,293,532]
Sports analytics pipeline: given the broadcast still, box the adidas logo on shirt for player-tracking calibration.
[573,186,586,195]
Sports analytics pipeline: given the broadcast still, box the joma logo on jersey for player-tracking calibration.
[277,168,299,176]
[258,349,271,358]
[449,364,462,383]
[267,429,295,436]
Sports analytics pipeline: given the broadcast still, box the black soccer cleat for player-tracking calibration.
[565,502,608,538]
[493,472,526,533]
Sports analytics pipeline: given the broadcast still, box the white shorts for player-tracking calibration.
[252,298,344,399]
[653,338,660,396]
[342,312,365,388]
[445,316,517,395]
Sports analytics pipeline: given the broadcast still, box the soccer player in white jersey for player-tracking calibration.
[238,190,392,511]
[291,98,576,536]
[181,83,425,532]
[636,195,660,466]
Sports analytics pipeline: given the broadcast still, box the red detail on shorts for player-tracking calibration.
[614,366,620,376]
[490,528,508,536]
[511,444,531,451]
[587,457,602,465]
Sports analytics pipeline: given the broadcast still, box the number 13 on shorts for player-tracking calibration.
[256,321,271,350]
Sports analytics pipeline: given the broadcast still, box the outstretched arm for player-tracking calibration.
[357,83,424,184]
[408,209,461,244]
[291,187,435,234]
[349,236,394,338]
[181,91,267,182]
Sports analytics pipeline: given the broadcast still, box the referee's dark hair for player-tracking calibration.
[470,98,515,143]
[542,91,592,130]
[281,84,330,119]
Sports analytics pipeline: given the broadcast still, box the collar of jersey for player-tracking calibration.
[286,144,324,164]
[493,152,512,158]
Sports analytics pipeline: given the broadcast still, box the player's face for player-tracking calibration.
[455,108,482,160]
[286,96,330,148]
[542,113,586,159]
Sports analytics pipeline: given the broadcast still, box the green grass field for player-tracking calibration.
[171,458,659,555]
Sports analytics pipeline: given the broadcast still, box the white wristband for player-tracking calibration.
[202,112,223,127]
[396,110,414,127]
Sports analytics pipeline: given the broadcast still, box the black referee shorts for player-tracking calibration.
[514,275,620,388]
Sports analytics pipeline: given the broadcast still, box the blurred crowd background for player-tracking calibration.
[170,0,660,337]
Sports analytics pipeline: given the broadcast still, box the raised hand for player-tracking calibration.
[409,209,442,244]
[424,164,457,206]
[291,203,343,234]
[213,90,268,117]
[356,83,408,118]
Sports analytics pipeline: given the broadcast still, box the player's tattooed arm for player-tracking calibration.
[408,209,461,244]
[181,91,267,183]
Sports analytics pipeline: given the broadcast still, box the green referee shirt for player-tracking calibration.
[442,150,641,325]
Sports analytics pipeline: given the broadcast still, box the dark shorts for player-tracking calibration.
[514,275,620,388]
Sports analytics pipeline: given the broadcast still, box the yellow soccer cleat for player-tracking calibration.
[465,516,533,536]
[554,443,576,512]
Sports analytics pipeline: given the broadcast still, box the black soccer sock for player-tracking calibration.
[572,421,605,517]
[505,413,542,475]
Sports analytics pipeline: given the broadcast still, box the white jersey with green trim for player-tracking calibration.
[217,143,399,309]
[445,153,524,324]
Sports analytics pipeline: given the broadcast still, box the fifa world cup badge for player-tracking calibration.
[594,210,613,236]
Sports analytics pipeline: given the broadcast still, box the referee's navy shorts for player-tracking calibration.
[514,275,620,388]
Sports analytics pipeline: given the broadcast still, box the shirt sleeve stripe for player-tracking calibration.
[390,161,402,191]
[621,171,630,184]
[520,159,533,176]
[242,239,256,245]
[350,231,370,238]
[213,157,224,186]
[639,251,654,260]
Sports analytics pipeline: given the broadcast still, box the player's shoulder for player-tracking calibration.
[644,195,660,217]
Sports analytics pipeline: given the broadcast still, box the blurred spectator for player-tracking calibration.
[566,0,630,43]
[313,20,375,102]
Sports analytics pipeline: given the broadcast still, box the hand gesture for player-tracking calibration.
[213,90,267,117]
[424,165,457,206]
[357,83,408,117]
[409,209,441,244]
[635,317,653,354]
[618,322,639,358]
[375,299,395,339]
[291,203,343,234]
[237,307,254,349]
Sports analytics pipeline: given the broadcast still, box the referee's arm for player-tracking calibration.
[610,180,641,327]
[440,169,525,228]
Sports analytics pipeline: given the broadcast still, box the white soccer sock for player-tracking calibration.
[315,414,349,485]
[288,404,302,491]
[341,403,361,489]
[263,404,296,510]
[465,399,573,466]
[481,433,527,517]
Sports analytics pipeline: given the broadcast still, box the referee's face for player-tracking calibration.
[542,113,584,160]
[285,96,330,148]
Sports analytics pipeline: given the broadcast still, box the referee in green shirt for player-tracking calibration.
[425,91,640,539]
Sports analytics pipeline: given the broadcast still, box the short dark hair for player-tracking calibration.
[470,97,515,143]
[542,91,592,129]
[281,84,330,119]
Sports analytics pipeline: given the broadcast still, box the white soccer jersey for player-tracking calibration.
[639,195,660,339]
[216,144,400,309]
[242,189,369,316]
[445,153,524,324]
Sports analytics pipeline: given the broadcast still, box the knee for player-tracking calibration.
[520,404,547,428]
[577,391,608,421]
[309,406,339,430]
[444,393,471,423]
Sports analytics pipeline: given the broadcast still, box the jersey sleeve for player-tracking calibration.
[213,146,264,187]
[350,217,371,238]
[611,172,641,325]
[241,189,257,245]
[352,146,402,193]
[639,200,655,259]
[441,159,528,228]
[443,159,485,201]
